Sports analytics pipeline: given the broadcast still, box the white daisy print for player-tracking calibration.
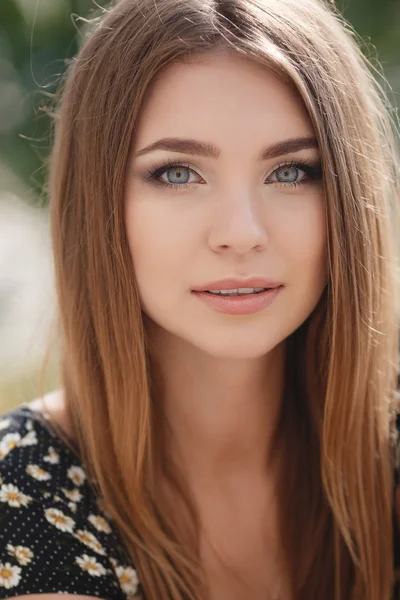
[74,529,106,556]
[26,464,51,481]
[0,433,21,459]
[0,419,11,431]
[0,562,22,589]
[43,491,51,499]
[43,446,60,464]
[44,507,75,533]
[19,430,38,447]
[54,495,63,503]
[25,419,33,431]
[76,554,107,577]
[6,544,34,566]
[88,513,112,534]
[0,484,32,508]
[67,465,86,486]
[61,487,83,503]
[68,502,78,513]
[0,433,20,447]
[110,557,119,569]
[115,565,139,595]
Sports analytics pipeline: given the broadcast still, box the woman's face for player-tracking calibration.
[125,52,327,359]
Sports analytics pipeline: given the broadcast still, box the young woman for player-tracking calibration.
[0,0,399,599]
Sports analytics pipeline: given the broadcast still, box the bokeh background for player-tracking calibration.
[0,0,399,414]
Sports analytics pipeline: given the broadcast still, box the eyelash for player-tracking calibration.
[145,158,322,190]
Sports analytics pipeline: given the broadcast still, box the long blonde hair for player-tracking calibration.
[45,0,400,598]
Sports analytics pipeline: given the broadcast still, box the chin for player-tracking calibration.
[189,334,283,360]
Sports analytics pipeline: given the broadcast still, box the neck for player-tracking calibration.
[148,323,286,488]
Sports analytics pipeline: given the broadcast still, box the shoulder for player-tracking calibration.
[28,388,75,447]
[0,402,82,502]
[0,405,142,599]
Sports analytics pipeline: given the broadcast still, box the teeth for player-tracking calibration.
[207,287,267,296]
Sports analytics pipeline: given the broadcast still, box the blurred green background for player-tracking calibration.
[0,0,399,414]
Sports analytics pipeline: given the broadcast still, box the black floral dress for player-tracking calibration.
[0,405,143,599]
[0,404,400,599]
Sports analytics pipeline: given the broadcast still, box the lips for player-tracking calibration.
[192,285,283,315]
[191,277,282,292]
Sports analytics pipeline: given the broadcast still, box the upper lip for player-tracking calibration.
[191,277,283,292]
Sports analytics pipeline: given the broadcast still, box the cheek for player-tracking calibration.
[274,196,327,274]
[124,194,197,305]
[279,203,328,310]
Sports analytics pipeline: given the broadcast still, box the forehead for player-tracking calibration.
[134,53,315,152]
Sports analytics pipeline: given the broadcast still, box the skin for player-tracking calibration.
[123,51,327,598]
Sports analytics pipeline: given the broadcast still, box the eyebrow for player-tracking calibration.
[134,135,319,161]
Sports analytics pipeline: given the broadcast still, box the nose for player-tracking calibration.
[208,186,268,255]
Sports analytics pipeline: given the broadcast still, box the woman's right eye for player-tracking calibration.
[147,164,203,188]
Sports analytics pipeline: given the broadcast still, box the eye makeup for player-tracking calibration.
[144,156,322,191]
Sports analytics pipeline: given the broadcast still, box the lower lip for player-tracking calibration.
[191,286,283,315]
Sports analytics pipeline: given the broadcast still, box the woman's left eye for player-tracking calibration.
[270,165,305,184]
[267,162,320,186]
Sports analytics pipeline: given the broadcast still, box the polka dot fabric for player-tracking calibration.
[0,405,143,599]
